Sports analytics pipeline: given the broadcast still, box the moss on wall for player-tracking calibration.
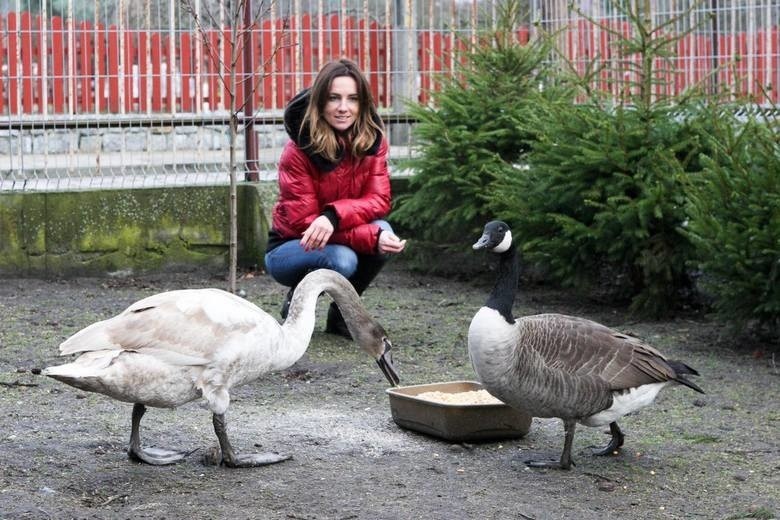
[237,183,270,270]
[0,184,271,278]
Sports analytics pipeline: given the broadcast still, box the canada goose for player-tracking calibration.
[43,269,399,468]
[468,221,703,469]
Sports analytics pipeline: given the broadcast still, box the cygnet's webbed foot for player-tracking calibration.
[589,421,625,457]
[128,445,193,465]
[221,452,292,468]
[127,403,192,465]
[212,412,292,468]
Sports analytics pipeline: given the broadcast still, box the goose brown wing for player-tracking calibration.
[520,314,677,391]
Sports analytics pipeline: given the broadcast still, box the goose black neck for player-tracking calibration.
[486,245,518,324]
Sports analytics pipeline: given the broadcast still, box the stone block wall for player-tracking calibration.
[0,124,288,157]
[0,184,273,277]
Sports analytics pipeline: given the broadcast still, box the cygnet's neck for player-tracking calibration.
[279,270,363,365]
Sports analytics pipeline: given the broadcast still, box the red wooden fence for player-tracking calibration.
[0,12,394,115]
[1,11,778,116]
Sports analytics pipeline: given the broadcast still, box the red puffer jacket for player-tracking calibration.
[269,89,392,255]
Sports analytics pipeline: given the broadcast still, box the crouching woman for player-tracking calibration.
[264,59,406,337]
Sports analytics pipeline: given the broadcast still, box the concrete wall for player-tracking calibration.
[0,184,274,277]
[0,123,288,157]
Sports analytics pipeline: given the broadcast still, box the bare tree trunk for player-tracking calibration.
[228,13,239,295]
[181,0,285,294]
[228,117,238,294]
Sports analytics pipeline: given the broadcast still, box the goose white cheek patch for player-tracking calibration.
[493,230,513,253]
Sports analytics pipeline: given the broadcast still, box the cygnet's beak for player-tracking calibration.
[376,338,400,387]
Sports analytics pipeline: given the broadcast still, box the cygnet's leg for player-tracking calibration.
[127,403,191,465]
[589,421,625,456]
[212,413,291,468]
[526,419,576,470]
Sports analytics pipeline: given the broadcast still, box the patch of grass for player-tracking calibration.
[681,433,720,444]
[723,507,777,520]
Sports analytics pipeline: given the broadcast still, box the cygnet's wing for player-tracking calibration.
[58,288,277,365]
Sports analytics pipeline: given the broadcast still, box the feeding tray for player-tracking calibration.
[386,380,531,442]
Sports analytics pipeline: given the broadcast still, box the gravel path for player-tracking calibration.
[1,266,778,520]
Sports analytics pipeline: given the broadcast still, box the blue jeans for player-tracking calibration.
[264,219,393,287]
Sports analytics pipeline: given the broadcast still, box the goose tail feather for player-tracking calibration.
[668,360,705,394]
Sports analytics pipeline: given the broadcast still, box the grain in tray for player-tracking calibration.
[415,389,503,405]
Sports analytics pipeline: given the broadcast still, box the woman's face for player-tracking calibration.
[324,75,359,133]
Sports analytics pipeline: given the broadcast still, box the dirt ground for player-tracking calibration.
[1,263,778,520]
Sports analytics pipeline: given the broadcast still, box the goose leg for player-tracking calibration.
[212,413,291,468]
[590,421,625,457]
[526,419,576,470]
[127,404,191,465]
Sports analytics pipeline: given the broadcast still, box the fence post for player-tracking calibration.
[709,0,720,97]
[244,0,259,181]
[391,0,417,142]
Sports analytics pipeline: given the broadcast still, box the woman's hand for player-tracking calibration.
[300,215,334,251]
[378,230,407,255]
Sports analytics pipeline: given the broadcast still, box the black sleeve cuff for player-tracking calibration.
[321,207,340,230]
[374,226,383,253]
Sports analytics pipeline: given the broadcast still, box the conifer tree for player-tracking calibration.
[490,1,711,315]
[392,0,566,243]
[685,107,780,337]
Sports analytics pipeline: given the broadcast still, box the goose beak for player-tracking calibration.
[377,339,400,387]
[472,232,490,250]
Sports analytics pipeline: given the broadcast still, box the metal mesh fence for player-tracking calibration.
[1,114,254,191]
[0,0,777,192]
[0,112,415,191]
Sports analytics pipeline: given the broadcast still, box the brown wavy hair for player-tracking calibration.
[301,59,384,163]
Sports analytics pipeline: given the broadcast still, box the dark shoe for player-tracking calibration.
[349,254,388,295]
[280,287,294,320]
[324,302,352,339]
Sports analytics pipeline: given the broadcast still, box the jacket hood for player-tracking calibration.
[283,88,383,172]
